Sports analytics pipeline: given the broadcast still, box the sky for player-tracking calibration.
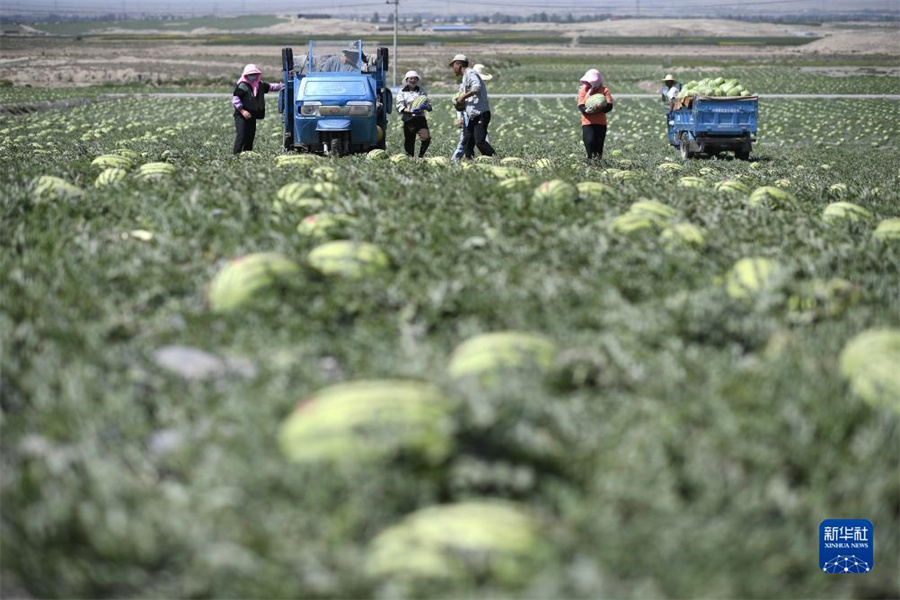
[2,0,897,17]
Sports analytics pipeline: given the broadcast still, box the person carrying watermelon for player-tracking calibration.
[450,54,495,160]
[396,70,433,158]
[577,69,614,161]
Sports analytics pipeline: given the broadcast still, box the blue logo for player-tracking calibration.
[819,519,873,574]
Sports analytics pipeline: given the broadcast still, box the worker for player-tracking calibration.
[322,48,363,73]
[451,65,493,161]
[232,63,283,155]
[450,53,495,159]
[661,74,680,102]
[577,68,614,161]
[396,70,433,158]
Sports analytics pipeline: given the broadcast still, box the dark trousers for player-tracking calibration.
[402,115,431,157]
[234,115,257,154]
[462,111,495,159]
[582,124,607,160]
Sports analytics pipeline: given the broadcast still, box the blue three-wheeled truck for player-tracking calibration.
[667,94,759,160]
[279,41,392,157]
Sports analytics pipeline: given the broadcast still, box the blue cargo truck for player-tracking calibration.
[667,95,758,160]
[279,41,392,157]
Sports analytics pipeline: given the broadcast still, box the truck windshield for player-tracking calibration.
[303,80,368,97]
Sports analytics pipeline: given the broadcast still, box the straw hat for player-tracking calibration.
[662,73,677,82]
[473,64,493,80]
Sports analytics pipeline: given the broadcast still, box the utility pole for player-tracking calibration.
[387,0,398,87]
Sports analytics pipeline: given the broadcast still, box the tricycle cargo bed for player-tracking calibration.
[667,95,759,160]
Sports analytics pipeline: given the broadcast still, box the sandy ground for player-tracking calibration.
[31,16,900,40]
[0,18,897,88]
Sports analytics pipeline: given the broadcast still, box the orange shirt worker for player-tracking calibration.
[577,69,614,160]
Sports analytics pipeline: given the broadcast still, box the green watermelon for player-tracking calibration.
[585,94,607,113]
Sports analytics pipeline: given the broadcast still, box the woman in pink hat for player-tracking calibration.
[577,68,614,160]
[232,64,283,154]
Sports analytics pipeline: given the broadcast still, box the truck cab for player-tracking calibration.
[279,41,391,157]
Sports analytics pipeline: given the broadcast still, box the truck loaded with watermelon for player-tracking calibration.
[667,76,758,160]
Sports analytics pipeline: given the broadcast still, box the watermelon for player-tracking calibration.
[822,201,872,223]
[533,180,578,203]
[95,168,127,188]
[839,329,900,412]
[608,213,657,236]
[629,200,677,223]
[679,77,751,98]
[366,501,547,586]
[32,175,85,202]
[136,162,176,180]
[278,379,454,464]
[715,180,750,195]
[576,181,613,201]
[296,213,356,241]
[725,257,782,299]
[277,181,338,202]
[208,252,300,312]
[91,154,134,170]
[275,153,322,167]
[585,94,607,113]
[447,331,559,381]
[307,241,390,279]
[678,176,707,188]
[873,218,900,240]
[660,223,706,247]
[747,186,797,208]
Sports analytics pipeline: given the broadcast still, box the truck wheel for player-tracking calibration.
[680,134,692,159]
[735,147,751,161]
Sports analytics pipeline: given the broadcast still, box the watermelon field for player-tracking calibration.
[2,78,900,598]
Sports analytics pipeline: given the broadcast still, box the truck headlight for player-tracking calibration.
[300,101,321,116]
[346,101,374,117]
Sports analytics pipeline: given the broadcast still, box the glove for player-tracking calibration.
[422,103,432,112]
[412,108,422,115]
